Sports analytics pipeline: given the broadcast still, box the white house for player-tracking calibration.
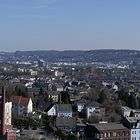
[121,106,132,117]
[86,102,105,118]
[10,96,33,117]
[132,110,140,117]
[37,101,56,116]
[55,71,65,77]
[47,105,56,116]
[76,99,87,112]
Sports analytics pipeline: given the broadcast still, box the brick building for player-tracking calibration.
[86,123,130,140]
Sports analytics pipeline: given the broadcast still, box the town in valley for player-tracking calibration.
[0,50,140,140]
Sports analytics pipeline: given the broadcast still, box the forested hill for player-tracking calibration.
[14,50,140,63]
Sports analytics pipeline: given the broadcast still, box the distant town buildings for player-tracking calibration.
[1,50,140,139]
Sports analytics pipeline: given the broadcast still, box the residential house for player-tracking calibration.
[10,96,33,117]
[55,84,64,92]
[37,101,56,116]
[47,104,56,116]
[132,110,140,117]
[10,78,20,85]
[47,91,60,103]
[86,123,130,140]
[30,70,38,76]
[76,99,88,113]
[56,117,76,132]
[55,71,65,77]
[86,102,105,118]
[121,106,132,117]
[27,87,40,98]
[57,104,72,117]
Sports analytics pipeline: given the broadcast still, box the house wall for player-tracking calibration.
[18,105,26,116]
[5,102,12,125]
[86,107,96,118]
[12,103,18,117]
[86,125,130,140]
[131,122,140,140]
[57,87,63,92]
[77,104,84,112]
[86,107,105,118]
[99,130,130,140]
[57,112,72,117]
[133,112,140,117]
[49,95,59,102]
[47,105,56,116]
[12,99,33,117]
[27,99,33,113]
[131,129,140,140]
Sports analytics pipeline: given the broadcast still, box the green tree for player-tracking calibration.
[88,115,102,123]
[15,84,28,97]
[98,89,108,104]
[61,91,70,104]
[39,87,44,95]
[88,88,99,101]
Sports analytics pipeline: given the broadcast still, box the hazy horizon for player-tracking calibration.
[1,0,140,51]
[0,49,140,53]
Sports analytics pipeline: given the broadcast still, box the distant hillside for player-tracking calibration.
[14,50,140,63]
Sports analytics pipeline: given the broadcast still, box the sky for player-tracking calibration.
[0,0,140,52]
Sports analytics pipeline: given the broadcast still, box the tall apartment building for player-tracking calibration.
[0,87,16,140]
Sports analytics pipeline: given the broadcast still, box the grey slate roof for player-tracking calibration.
[89,123,127,131]
[38,101,53,112]
[56,117,76,127]
[57,104,72,112]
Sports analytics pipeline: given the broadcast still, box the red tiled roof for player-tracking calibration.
[10,96,30,106]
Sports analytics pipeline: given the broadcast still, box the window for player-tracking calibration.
[132,137,136,140]
[100,133,103,138]
[132,131,136,134]
[117,132,121,136]
[122,131,125,136]
[113,132,117,136]
[108,132,111,137]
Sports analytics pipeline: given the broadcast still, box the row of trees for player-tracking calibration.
[118,88,140,109]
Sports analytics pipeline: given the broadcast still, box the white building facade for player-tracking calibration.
[131,122,140,140]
